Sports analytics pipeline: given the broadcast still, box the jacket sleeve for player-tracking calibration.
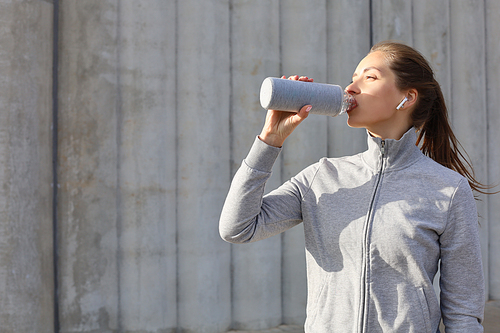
[439,178,485,332]
[219,137,305,244]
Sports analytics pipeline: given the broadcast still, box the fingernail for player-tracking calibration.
[306,106,312,112]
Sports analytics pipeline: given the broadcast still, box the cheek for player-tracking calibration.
[348,96,397,124]
[368,92,400,115]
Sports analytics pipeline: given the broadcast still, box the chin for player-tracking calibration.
[346,116,364,129]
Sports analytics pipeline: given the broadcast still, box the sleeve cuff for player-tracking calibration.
[244,136,282,172]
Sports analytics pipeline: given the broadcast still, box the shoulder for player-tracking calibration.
[414,153,466,187]
[291,153,367,189]
[291,153,360,180]
[413,155,475,215]
[323,152,366,170]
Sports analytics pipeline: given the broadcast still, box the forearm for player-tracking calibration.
[219,136,304,243]
[219,136,281,243]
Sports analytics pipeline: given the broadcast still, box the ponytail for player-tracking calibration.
[416,86,492,194]
[371,41,495,195]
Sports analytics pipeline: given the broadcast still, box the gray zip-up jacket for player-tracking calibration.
[219,128,484,332]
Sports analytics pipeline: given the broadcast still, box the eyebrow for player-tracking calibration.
[352,66,382,78]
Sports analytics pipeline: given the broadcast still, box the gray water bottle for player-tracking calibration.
[259,77,356,117]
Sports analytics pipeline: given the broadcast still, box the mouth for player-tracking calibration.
[340,92,357,115]
[346,97,358,113]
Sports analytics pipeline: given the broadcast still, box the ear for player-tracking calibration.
[403,88,418,109]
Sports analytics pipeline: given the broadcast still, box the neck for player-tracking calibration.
[367,124,413,141]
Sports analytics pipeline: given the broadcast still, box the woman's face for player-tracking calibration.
[345,51,410,139]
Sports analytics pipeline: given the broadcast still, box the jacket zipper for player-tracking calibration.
[358,140,386,332]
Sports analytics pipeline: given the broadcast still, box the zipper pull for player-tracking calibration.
[381,140,385,156]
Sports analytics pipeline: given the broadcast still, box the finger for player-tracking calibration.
[299,76,314,82]
[296,76,314,82]
[296,104,312,120]
[288,75,299,80]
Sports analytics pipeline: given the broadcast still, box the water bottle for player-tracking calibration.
[259,77,356,117]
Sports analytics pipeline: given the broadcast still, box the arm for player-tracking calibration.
[220,75,314,242]
[219,136,305,243]
[439,178,485,332]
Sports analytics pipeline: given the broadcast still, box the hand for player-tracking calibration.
[259,75,314,147]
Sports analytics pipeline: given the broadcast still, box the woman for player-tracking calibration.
[219,42,486,332]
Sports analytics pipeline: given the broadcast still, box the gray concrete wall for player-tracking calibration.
[57,1,179,331]
[0,0,499,332]
[0,0,55,332]
[177,0,232,331]
[486,0,500,301]
[230,1,282,330]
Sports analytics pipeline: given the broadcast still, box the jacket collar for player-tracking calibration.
[361,127,424,171]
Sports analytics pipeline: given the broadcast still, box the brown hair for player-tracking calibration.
[370,41,493,194]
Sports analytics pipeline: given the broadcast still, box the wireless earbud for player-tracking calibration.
[396,97,408,110]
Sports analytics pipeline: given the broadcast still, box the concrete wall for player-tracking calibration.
[230,1,282,329]
[0,0,54,332]
[57,1,180,331]
[0,0,499,332]
[487,0,500,301]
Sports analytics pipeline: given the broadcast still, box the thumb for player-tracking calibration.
[295,104,312,121]
[288,104,311,130]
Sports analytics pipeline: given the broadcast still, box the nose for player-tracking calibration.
[345,80,359,95]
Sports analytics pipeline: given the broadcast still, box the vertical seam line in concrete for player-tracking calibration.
[484,0,491,300]
[325,0,330,155]
[369,0,374,47]
[448,0,453,123]
[115,0,123,330]
[228,0,235,329]
[445,0,452,110]
[278,0,285,323]
[482,0,491,299]
[278,0,284,186]
[410,0,415,47]
[174,0,180,331]
[52,0,60,331]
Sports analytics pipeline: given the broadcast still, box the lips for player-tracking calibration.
[345,95,358,112]
[347,100,357,112]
